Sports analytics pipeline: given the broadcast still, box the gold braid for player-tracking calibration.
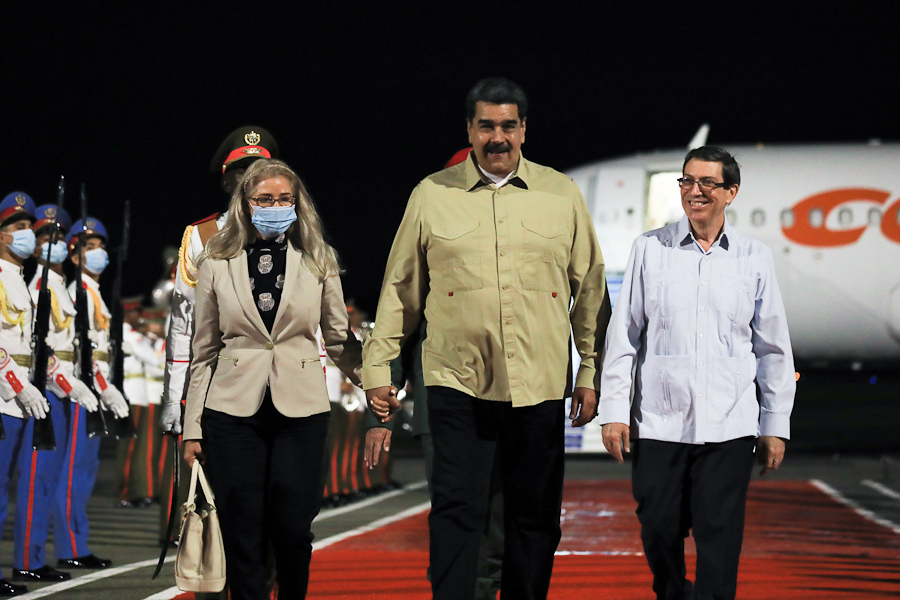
[50,288,73,330]
[178,225,198,288]
[0,281,26,331]
[85,284,110,330]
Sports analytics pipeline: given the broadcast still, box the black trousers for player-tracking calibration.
[202,394,329,600]
[427,386,565,600]
[632,437,756,600]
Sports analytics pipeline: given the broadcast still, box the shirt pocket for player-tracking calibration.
[516,220,568,292]
[430,220,483,293]
[644,269,688,317]
[713,274,757,325]
[640,354,692,416]
[708,355,757,422]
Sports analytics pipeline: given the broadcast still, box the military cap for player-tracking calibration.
[121,295,144,311]
[65,216,107,250]
[0,192,36,227]
[34,204,73,234]
[141,307,168,324]
[444,147,472,169]
[210,126,279,174]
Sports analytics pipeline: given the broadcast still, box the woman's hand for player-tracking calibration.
[183,440,204,467]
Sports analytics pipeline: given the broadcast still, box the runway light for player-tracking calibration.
[870,375,877,384]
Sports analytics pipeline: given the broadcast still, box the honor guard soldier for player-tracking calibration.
[13,205,103,586]
[141,307,167,492]
[56,216,129,570]
[0,192,52,596]
[116,295,157,507]
[160,126,278,435]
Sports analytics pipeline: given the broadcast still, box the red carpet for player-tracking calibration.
[176,480,900,599]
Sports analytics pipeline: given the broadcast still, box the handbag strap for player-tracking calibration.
[194,461,217,509]
[185,460,201,509]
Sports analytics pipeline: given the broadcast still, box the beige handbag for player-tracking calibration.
[174,461,226,592]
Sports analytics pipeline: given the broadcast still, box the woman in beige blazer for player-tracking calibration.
[183,158,361,600]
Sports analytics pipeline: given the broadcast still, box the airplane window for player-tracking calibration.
[780,209,794,228]
[838,208,852,226]
[809,208,824,228]
[725,208,737,225]
[751,209,765,227]
[868,208,882,226]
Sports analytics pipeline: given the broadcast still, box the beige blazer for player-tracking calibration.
[183,245,362,440]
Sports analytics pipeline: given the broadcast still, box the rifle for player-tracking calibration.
[108,199,137,439]
[73,184,108,437]
[28,178,67,450]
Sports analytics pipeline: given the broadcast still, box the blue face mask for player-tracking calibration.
[9,229,36,259]
[40,240,68,264]
[251,206,297,239]
[84,247,109,275]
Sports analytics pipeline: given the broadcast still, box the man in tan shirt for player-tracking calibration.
[363,78,611,599]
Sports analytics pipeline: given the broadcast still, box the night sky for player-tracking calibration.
[4,4,899,314]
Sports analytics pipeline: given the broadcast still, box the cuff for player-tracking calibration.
[759,409,790,439]
[574,364,599,391]
[598,397,631,426]
[361,365,393,391]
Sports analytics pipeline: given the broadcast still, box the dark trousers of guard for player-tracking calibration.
[202,393,329,600]
[427,386,565,600]
[632,436,756,600]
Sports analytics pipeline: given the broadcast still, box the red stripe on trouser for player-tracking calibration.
[350,433,361,493]
[146,405,155,498]
[122,406,140,500]
[66,408,80,556]
[23,452,39,570]
[341,413,354,495]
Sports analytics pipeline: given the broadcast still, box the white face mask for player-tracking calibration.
[84,247,109,274]
[8,229,36,259]
[40,240,68,264]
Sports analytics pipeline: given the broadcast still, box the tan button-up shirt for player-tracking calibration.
[362,154,611,407]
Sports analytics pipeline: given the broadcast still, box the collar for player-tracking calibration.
[82,273,101,291]
[0,257,23,275]
[465,152,530,192]
[677,215,731,251]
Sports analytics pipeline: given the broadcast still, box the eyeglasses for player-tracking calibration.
[248,194,296,207]
[677,177,730,191]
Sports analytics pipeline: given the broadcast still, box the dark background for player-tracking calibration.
[3,4,899,314]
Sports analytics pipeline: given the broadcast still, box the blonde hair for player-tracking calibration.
[203,159,340,278]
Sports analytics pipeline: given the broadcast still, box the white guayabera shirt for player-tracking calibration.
[599,216,795,444]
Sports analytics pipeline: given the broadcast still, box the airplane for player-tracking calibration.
[563,127,900,452]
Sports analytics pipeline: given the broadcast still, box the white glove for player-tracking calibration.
[67,378,100,413]
[46,373,100,412]
[16,383,50,420]
[160,398,183,435]
[99,386,130,419]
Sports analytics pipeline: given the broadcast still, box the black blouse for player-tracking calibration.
[246,233,288,332]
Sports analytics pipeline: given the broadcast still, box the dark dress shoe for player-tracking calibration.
[57,554,112,569]
[12,565,71,581]
[0,579,27,596]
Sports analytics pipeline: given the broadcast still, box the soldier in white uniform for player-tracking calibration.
[14,204,101,585]
[117,296,158,507]
[55,216,129,570]
[0,192,52,596]
[160,126,279,435]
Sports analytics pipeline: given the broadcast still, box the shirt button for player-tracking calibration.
[505,320,513,326]
[507,353,514,359]
[502,286,509,291]
[500,252,506,257]
[498,219,504,224]
[701,281,707,285]
[698,362,704,367]
[661,281,666,286]
[700,307,706,312]
[699,393,704,398]
[265,342,274,350]
[699,333,704,338]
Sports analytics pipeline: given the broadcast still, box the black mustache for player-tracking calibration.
[485,142,511,153]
